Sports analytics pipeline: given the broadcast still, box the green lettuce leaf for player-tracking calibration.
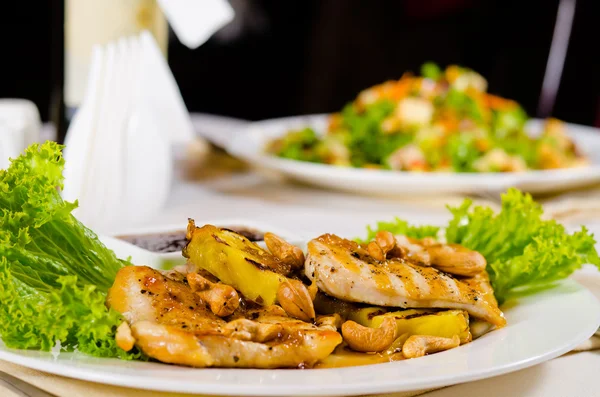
[341,100,410,167]
[446,132,481,172]
[358,217,440,244]
[421,62,442,81]
[0,142,138,358]
[269,127,325,163]
[359,189,600,303]
[445,188,600,302]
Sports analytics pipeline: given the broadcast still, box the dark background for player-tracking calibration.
[1,0,598,139]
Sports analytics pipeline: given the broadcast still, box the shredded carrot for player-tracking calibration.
[485,94,518,111]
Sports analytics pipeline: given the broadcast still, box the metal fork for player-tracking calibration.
[0,371,57,397]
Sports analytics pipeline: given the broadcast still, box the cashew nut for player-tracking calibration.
[418,236,437,246]
[315,313,343,332]
[395,235,430,264]
[341,317,398,352]
[376,231,397,255]
[276,279,316,322]
[426,244,486,276]
[395,235,486,276]
[264,232,305,270]
[368,231,406,261]
[116,322,136,352]
[402,335,460,359]
[187,273,240,317]
[367,241,386,261]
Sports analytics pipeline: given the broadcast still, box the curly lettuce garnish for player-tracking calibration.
[358,218,439,244]
[0,142,138,358]
[361,189,600,303]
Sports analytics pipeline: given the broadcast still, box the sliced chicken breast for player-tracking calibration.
[107,266,342,368]
[305,234,506,327]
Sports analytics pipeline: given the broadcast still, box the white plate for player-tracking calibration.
[226,114,600,195]
[0,229,598,396]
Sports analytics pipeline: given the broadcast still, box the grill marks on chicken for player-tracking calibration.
[107,266,342,368]
[305,234,505,327]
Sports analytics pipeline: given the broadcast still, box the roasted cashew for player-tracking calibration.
[426,244,486,276]
[367,241,386,262]
[368,231,405,261]
[222,318,283,342]
[396,236,486,276]
[375,231,397,255]
[402,335,460,359]
[276,279,316,322]
[116,322,136,352]
[315,313,343,332]
[341,317,398,352]
[264,232,305,270]
[411,236,436,246]
[187,273,240,317]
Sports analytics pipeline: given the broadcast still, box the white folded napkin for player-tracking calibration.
[157,0,234,49]
[62,31,204,233]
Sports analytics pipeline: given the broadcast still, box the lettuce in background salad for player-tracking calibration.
[267,63,588,172]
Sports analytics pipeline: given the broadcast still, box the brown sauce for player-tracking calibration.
[315,344,405,368]
[117,226,265,253]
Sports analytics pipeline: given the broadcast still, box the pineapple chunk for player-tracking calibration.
[314,293,471,343]
[347,308,432,325]
[356,309,471,343]
[183,222,289,305]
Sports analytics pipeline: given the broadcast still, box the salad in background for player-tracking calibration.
[267,63,589,172]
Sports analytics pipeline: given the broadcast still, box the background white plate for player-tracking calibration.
[225,115,600,195]
[0,229,598,396]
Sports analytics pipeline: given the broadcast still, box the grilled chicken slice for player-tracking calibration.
[461,271,504,337]
[107,266,342,368]
[305,234,506,327]
[461,270,500,308]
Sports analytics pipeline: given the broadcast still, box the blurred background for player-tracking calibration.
[0,0,598,143]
